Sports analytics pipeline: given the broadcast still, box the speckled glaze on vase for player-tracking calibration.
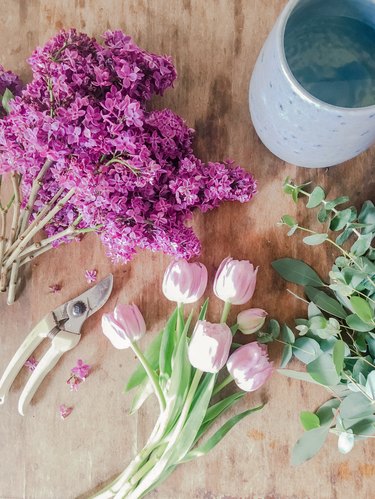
[249,0,375,168]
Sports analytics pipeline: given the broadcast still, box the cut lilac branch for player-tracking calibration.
[8,173,21,249]
[7,260,20,304]
[4,188,75,269]
[17,159,53,236]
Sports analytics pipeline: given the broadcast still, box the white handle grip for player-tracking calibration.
[0,315,55,404]
[18,331,81,415]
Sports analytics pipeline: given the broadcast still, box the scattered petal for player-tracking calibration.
[338,430,354,454]
[85,269,97,284]
[59,404,73,419]
[24,356,38,372]
[49,284,62,293]
[71,359,91,381]
[67,375,82,391]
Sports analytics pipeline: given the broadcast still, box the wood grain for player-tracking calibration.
[0,1,374,498]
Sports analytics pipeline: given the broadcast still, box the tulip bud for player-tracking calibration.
[213,257,258,305]
[227,342,273,392]
[102,304,146,349]
[162,259,208,304]
[237,308,267,334]
[188,320,232,373]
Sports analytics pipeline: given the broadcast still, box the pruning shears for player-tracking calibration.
[0,274,113,415]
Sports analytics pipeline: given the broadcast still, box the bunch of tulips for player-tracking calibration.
[96,257,273,498]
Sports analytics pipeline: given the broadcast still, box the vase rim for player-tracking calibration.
[276,0,375,113]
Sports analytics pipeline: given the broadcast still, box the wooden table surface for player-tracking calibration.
[0,1,374,498]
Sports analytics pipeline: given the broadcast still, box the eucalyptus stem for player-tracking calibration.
[129,341,166,412]
[220,301,231,323]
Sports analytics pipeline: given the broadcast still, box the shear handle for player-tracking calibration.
[18,330,81,415]
[0,313,56,405]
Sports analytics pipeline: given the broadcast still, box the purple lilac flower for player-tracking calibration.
[71,359,91,380]
[84,269,97,284]
[0,29,257,263]
[24,356,38,372]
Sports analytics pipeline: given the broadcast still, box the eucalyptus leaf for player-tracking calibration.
[306,186,325,208]
[333,340,345,375]
[329,208,354,231]
[316,398,340,425]
[291,426,330,465]
[340,392,374,419]
[353,357,374,381]
[358,200,375,234]
[300,411,320,430]
[277,369,322,385]
[293,337,321,364]
[282,214,297,227]
[350,296,374,324]
[348,417,375,437]
[282,324,295,344]
[325,196,350,211]
[351,234,373,257]
[306,353,340,386]
[272,258,324,287]
[336,228,353,246]
[317,207,329,223]
[308,302,322,319]
[269,319,280,339]
[305,286,347,319]
[280,344,293,368]
[303,234,328,246]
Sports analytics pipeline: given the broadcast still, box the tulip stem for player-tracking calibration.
[177,302,184,337]
[220,301,231,324]
[129,341,166,413]
[213,374,233,396]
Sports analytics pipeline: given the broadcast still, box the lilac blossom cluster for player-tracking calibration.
[0,64,23,116]
[0,29,256,262]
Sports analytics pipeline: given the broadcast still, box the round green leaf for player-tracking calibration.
[303,234,328,246]
[332,340,345,374]
[346,314,374,332]
[281,214,297,227]
[293,337,321,364]
[350,296,374,324]
[300,411,320,430]
[306,186,325,208]
[306,353,340,386]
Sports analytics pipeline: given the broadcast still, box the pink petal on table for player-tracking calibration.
[59,404,73,419]
[24,356,38,372]
[71,359,91,380]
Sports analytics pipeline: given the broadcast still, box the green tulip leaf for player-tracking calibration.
[181,405,264,463]
[159,307,178,385]
[125,330,163,391]
[198,298,209,321]
[272,258,324,287]
[129,378,153,414]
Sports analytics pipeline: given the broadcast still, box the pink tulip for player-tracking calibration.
[102,304,146,349]
[213,257,258,305]
[188,320,232,373]
[227,342,273,392]
[162,259,208,304]
[237,308,267,334]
